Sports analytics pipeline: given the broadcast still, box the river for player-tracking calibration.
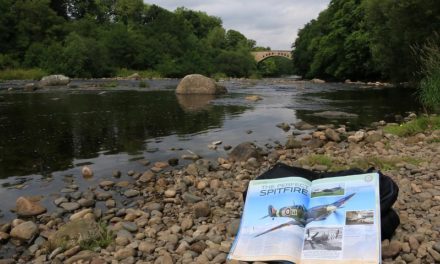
[0,78,420,219]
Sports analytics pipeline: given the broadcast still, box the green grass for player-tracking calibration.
[428,138,440,143]
[418,35,440,110]
[98,81,118,88]
[116,68,161,79]
[0,68,47,80]
[353,156,421,171]
[300,154,333,167]
[212,72,228,81]
[79,222,114,251]
[383,116,440,136]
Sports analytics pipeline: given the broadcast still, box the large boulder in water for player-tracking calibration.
[176,74,227,95]
[39,75,70,86]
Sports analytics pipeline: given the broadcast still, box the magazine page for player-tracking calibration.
[228,177,312,263]
[301,173,381,264]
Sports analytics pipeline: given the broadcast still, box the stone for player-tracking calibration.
[60,202,80,212]
[348,131,365,143]
[0,231,10,242]
[366,133,383,143]
[81,166,93,178]
[99,180,114,188]
[325,128,341,142]
[276,122,290,131]
[164,189,176,198]
[24,83,37,92]
[311,78,325,83]
[78,198,95,207]
[182,192,203,203]
[124,189,139,198]
[176,74,227,95]
[245,95,263,101]
[64,245,81,257]
[311,111,359,119]
[70,208,93,221]
[112,170,121,178]
[138,171,155,183]
[15,196,47,217]
[48,219,100,249]
[382,240,402,259]
[194,201,210,218]
[228,142,260,162]
[181,218,193,231]
[127,73,141,80]
[285,136,303,149]
[64,250,96,264]
[114,247,135,260]
[10,221,38,240]
[168,158,179,166]
[122,222,138,232]
[294,121,315,130]
[227,219,240,236]
[139,241,155,253]
[40,75,70,86]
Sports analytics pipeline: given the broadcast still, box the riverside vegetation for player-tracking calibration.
[1,113,440,263]
[0,0,292,80]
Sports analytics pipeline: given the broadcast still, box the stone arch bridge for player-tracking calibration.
[251,50,292,63]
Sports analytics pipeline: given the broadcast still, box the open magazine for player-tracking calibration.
[228,173,381,264]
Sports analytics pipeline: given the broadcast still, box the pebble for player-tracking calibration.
[10,221,38,240]
[60,202,80,212]
[193,201,210,218]
[124,189,139,198]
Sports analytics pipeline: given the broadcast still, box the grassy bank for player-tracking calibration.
[384,116,440,136]
[0,68,47,80]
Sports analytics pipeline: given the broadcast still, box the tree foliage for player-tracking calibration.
[292,0,440,83]
[0,0,265,78]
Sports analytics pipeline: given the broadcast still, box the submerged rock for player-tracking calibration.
[15,196,47,217]
[311,111,359,119]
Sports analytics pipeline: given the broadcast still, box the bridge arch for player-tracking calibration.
[251,50,292,63]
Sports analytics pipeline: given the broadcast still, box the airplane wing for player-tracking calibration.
[306,193,356,224]
[254,219,305,238]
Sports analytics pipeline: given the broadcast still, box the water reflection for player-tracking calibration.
[0,91,248,177]
[176,94,216,112]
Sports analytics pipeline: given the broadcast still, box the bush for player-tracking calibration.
[418,34,440,111]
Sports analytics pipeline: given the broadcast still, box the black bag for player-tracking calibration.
[243,163,400,240]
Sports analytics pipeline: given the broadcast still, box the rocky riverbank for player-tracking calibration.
[0,115,439,264]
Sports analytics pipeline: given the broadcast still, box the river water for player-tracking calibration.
[0,78,420,219]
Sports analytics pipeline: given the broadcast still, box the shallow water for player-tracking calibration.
[0,78,420,219]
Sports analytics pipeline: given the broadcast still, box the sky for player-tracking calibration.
[144,0,330,50]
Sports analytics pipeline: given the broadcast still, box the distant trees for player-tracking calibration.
[0,0,272,78]
[292,0,440,83]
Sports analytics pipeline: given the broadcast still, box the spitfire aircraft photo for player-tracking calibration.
[255,193,355,237]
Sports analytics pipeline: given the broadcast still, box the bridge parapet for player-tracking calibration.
[251,50,292,62]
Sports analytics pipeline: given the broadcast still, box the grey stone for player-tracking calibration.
[176,74,227,95]
[60,202,80,212]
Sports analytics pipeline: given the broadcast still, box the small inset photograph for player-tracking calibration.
[311,184,345,198]
[346,210,375,225]
[303,227,343,251]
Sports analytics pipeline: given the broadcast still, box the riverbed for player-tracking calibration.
[0,78,420,220]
